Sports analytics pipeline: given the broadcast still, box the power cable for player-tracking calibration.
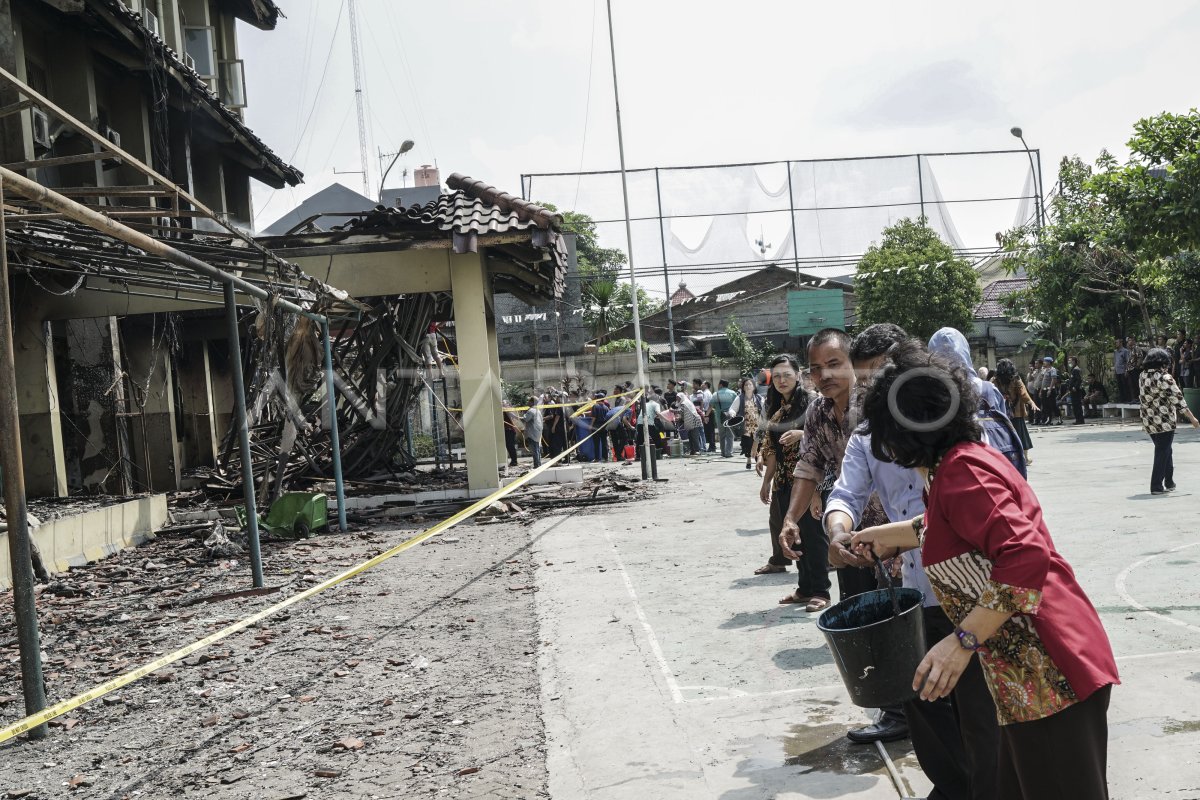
[572,0,598,212]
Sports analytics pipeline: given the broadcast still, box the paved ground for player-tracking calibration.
[532,420,1200,799]
[2,419,1197,799]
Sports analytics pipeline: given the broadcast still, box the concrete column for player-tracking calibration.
[175,340,220,469]
[64,317,132,494]
[487,308,505,459]
[122,315,182,491]
[449,252,502,491]
[12,299,66,497]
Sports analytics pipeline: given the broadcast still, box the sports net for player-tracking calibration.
[522,150,1039,296]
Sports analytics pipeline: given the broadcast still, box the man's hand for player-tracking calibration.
[828,528,871,569]
[849,526,900,560]
[779,518,801,560]
[759,481,771,506]
[913,634,975,701]
[808,493,823,520]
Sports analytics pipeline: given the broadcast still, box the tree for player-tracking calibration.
[854,218,980,341]
[720,319,771,377]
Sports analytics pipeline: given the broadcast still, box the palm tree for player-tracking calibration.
[583,276,618,379]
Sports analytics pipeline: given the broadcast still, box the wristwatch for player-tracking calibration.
[954,625,983,652]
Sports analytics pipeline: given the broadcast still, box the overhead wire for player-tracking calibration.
[571,0,598,213]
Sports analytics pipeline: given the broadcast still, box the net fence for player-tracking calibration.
[522,149,1039,297]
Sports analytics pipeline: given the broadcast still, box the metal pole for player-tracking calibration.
[654,168,677,371]
[916,155,926,220]
[320,321,348,532]
[1034,148,1045,230]
[785,161,801,283]
[605,0,652,481]
[440,377,453,465]
[223,283,264,588]
[0,179,48,738]
[429,384,442,470]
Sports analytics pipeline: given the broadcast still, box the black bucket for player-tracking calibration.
[816,586,927,708]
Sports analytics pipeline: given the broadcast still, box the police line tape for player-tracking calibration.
[0,392,643,745]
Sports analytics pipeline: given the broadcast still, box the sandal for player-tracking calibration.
[754,564,786,575]
[778,591,812,605]
[805,597,830,613]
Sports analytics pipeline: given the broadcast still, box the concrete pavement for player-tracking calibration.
[528,422,1200,799]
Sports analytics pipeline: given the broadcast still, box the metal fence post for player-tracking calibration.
[223,283,264,588]
[321,321,348,531]
[0,178,48,738]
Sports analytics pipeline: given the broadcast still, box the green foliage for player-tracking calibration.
[540,203,627,278]
[854,218,981,341]
[720,319,770,377]
[410,434,435,459]
[598,338,654,359]
[501,379,531,408]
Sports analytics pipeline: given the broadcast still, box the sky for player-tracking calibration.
[240,1,1200,294]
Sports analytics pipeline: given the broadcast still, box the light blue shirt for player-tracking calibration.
[823,430,938,608]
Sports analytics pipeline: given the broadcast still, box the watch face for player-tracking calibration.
[957,629,979,650]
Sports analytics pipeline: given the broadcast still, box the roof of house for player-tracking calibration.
[669,283,696,306]
[261,183,376,236]
[974,278,1030,319]
[259,174,569,304]
[87,0,302,188]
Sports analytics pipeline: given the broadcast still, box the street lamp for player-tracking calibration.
[378,139,415,204]
[1010,126,1044,229]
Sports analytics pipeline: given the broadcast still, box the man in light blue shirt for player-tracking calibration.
[823,324,999,800]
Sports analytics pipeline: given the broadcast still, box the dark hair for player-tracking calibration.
[850,323,908,363]
[993,358,1018,388]
[808,327,852,355]
[862,340,981,468]
[1142,347,1172,370]
[764,353,808,427]
[718,379,729,388]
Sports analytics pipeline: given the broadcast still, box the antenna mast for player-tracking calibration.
[347,0,370,197]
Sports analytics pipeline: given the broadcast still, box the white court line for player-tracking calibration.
[680,683,846,703]
[603,527,686,705]
[1117,647,1200,662]
[1114,541,1200,636]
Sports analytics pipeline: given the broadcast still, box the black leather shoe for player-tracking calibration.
[846,715,909,744]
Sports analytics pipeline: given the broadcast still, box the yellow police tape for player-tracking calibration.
[0,392,643,745]
[449,387,644,414]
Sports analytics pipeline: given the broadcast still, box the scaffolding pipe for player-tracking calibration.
[321,321,348,532]
[0,167,326,325]
[0,180,48,738]
[224,283,264,588]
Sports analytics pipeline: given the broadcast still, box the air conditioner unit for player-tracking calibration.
[31,108,51,149]
[99,124,122,152]
[143,8,160,38]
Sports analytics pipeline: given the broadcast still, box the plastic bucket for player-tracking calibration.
[816,587,927,708]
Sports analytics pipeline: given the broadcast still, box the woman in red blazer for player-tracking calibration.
[851,340,1118,800]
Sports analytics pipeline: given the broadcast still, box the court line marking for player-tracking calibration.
[1114,541,1200,637]
[1116,648,1200,662]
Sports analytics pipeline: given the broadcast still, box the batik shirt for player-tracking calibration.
[922,442,1119,725]
[766,395,805,492]
[1140,369,1190,434]
[792,388,888,529]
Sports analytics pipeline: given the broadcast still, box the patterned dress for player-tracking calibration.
[921,442,1119,725]
[1139,368,1190,434]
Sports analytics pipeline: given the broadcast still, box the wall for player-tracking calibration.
[498,351,741,394]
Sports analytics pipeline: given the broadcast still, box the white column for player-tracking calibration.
[449,252,502,491]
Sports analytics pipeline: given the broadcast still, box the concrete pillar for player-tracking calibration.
[449,252,502,491]
[12,299,66,497]
[122,315,182,491]
[64,317,132,494]
[487,309,505,459]
[176,340,220,469]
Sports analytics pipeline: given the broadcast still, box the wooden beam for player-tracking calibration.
[3,150,120,171]
[0,99,34,119]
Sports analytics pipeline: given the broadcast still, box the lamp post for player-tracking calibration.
[378,139,415,204]
[1010,126,1044,230]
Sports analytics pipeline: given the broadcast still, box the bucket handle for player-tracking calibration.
[874,553,901,617]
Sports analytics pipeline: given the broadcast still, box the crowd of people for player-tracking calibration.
[737,324,1126,799]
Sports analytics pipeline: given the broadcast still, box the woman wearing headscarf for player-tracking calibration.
[992,358,1038,465]
[851,341,1118,800]
[1139,347,1199,494]
[755,355,811,575]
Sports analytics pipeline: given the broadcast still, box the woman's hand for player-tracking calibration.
[913,634,975,701]
[759,481,771,505]
[827,530,871,569]
[779,429,803,447]
[849,526,900,560]
[755,453,766,477]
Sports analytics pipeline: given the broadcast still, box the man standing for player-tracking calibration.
[1068,356,1086,425]
[522,396,543,468]
[710,379,738,458]
[1128,336,1144,399]
[824,324,999,794]
[1114,337,1131,402]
